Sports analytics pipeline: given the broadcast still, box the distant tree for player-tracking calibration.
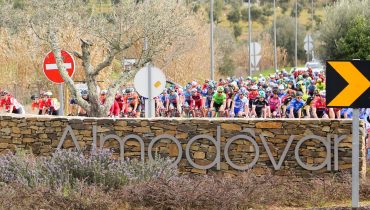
[336,16,370,60]
[319,0,370,60]
[216,28,236,76]
[250,5,263,20]
[233,24,242,39]
[227,7,240,24]
[240,7,249,21]
[208,0,223,23]
[270,15,305,66]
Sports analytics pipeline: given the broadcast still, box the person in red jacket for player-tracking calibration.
[0,90,24,114]
[100,90,120,117]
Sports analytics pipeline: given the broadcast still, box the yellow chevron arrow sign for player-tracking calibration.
[327,61,370,107]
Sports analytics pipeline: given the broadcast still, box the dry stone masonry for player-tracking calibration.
[0,114,367,178]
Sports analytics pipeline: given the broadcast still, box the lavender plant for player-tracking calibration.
[0,149,178,190]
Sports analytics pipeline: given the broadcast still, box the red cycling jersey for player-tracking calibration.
[312,97,326,109]
[190,92,202,109]
[248,91,259,101]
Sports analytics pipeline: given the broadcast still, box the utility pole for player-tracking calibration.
[248,0,252,76]
[273,0,277,71]
[210,0,215,80]
[295,0,298,67]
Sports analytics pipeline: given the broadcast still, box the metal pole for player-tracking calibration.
[148,63,153,118]
[295,0,298,67]
[58,84,64,116]
[144,37,154,118]
[352,108,360,208]
[273,0,277,71]
[248,0,252,76]
[210,0,214,80]
[310,0,314,62]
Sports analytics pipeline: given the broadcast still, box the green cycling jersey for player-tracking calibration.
[212,92,226,104]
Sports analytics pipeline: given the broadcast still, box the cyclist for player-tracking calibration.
[183,84,192,117]
[77,90,89,117]
[281,89,295,115]
[31,94,41,114]
[287,92,305,118]
[251,91,269,118]
[190,88,203,117]
[248,85,259,111]
[210,86,226,117]
[230,88,249,118]
[123,88,140,117]
[315,78,325,91]
[100,90,120,117]
[156,89,168,117]
[311,91,329,118]
[204,85,215,117]
[268,89,281,118]
[0,90,25,114]
[43,92,60,115]
[224,87,233,117]
[166,87,181,117]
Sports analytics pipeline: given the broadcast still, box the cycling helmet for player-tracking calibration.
[191,88,197,92]
[217,86,224,92]
[296,91,303,97]
[0,90,8,96]
[45,91,52,97]
[81,90,88,97]
[168,86,175,92]
[317,78,323,82]
[278,84,285,90]
[258,91,266,98]
[239,88,247,95]
[251,85,258,90]
[224,87,230,93]
[31,95,38,100]
[191,81,197,86]
[101,90,108,95]
[266,87,272,92]
[319,90,326,97]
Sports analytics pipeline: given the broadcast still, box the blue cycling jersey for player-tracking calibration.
[287,98,304,112]
[184,91,191,101]
[169,93,178,103]
[233,94,248,110]
[160,94,168,104]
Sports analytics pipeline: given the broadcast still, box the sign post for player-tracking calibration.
[134,66,166,118]
[326,60,370,208]
[58,84,64,116]
[43,50,75,116]
[352,108,359,207]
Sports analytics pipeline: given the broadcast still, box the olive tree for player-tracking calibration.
[0,0,194,117]
[318,0,370,60]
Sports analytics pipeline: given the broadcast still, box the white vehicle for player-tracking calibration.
[305,60,324,73]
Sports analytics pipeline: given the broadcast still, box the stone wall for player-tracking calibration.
[0,114,367,178]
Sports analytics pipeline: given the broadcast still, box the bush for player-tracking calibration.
[0,149,177,190]
[227,8,240,24]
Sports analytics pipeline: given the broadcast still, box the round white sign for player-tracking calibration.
[134,66,166,99]
[304,42,314,52]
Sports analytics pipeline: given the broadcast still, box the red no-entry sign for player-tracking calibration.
[43,50,75,84]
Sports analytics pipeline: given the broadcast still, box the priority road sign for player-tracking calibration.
[326,60,370,108]
[134,65,166,99]
[43,50,75,84]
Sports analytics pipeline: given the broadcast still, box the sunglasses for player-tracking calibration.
[217,91,223,93]
[297,96,302,99]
